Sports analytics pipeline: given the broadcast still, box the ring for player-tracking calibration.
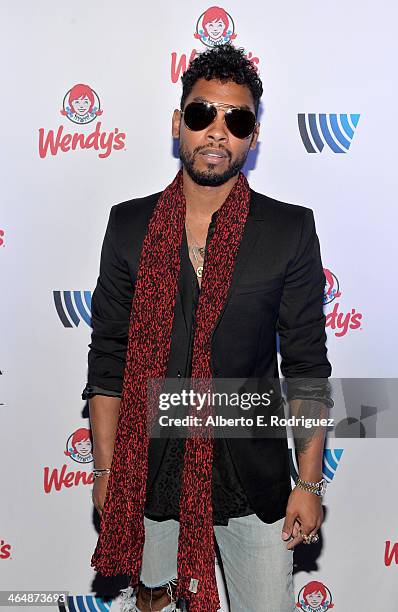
[300,531,319,545]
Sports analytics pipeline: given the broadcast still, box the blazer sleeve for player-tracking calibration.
[82,205,134,399]
[277,208,333,406]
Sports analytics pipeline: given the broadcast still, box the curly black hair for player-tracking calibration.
[180,43,263,115]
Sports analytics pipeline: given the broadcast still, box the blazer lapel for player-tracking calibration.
[177,190,262,338]
[211,216,262,337]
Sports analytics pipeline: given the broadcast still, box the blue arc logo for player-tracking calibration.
[59,595,111,612]
[289,448,344,484]
[322,448,344,482]
[298,113,360,153]
[53,291,92,327]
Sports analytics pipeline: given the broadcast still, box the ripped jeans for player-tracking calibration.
[129,513,294,612]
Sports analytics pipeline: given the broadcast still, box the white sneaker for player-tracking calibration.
[120,584,178,612]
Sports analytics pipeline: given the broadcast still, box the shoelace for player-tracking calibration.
[120,578,179,612]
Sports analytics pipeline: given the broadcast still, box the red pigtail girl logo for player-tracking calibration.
[39,84,126,159]
[64,427,93,463]
[60,83,102,125]
[296,581,334,611]
[195,6,237,48]
[323,268,341,305]
[322,267,363,337]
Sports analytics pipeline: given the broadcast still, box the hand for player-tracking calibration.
[281,486,324,549]
[92,474,110,517]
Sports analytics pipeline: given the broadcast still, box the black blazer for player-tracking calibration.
[86,188,332,524]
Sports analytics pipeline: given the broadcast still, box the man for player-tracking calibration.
[83,44,332,612]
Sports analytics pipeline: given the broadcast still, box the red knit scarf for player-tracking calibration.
[91,168,251,611]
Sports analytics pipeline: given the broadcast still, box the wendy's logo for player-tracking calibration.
[42,426,94,493]
[38,84,126,159]
[194,6,237,48]
[60,83,102,125]
[296,580,334,610]
[64,428,93,464]
[322,267,363,337]
[170,7,259,83]
[323,268,341,305]
[0,539,11,560]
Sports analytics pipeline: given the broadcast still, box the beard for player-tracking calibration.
[179,142,248,187]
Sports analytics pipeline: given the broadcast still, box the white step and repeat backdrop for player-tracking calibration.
[1,1,397,610]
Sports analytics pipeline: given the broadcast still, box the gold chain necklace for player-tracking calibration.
[186,224,205,278]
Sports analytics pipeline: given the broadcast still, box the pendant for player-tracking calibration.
[196,266,203,278]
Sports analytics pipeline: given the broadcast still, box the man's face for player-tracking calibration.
[172,78,260,187]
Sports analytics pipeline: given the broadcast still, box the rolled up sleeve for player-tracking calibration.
[277,208,333,407]
[82,205,134,399]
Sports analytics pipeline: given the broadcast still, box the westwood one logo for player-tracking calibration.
[298,113,360,153]
[289,448,343,486]
[60,595,111,612]
[38,83,126,159]
[53,290,91,327]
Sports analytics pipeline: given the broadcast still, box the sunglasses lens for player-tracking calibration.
[225,108,256,139]
[183,102,216,131]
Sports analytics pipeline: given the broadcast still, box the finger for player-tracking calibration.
[292,520,301,538]
[286,529,317,549]
[281,512,297,541]
[309,523,320,536]
[285,530,304,550]
[301,522,317,537]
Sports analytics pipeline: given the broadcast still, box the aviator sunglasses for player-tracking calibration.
[181,101,257,140]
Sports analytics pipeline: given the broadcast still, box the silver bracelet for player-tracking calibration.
[93,468,111,479]
[295,477,327,497]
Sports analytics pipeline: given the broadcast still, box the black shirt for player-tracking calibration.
[83,210,255,525]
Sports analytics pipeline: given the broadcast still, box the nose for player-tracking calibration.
[205,109,228,143]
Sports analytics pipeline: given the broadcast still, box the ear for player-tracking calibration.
[249,122,260,150]
[172,109,182,139]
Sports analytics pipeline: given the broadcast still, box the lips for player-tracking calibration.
[199,148,228,159]
[198,148,229,166]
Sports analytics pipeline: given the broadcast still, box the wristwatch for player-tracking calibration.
[295,477,327,497]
